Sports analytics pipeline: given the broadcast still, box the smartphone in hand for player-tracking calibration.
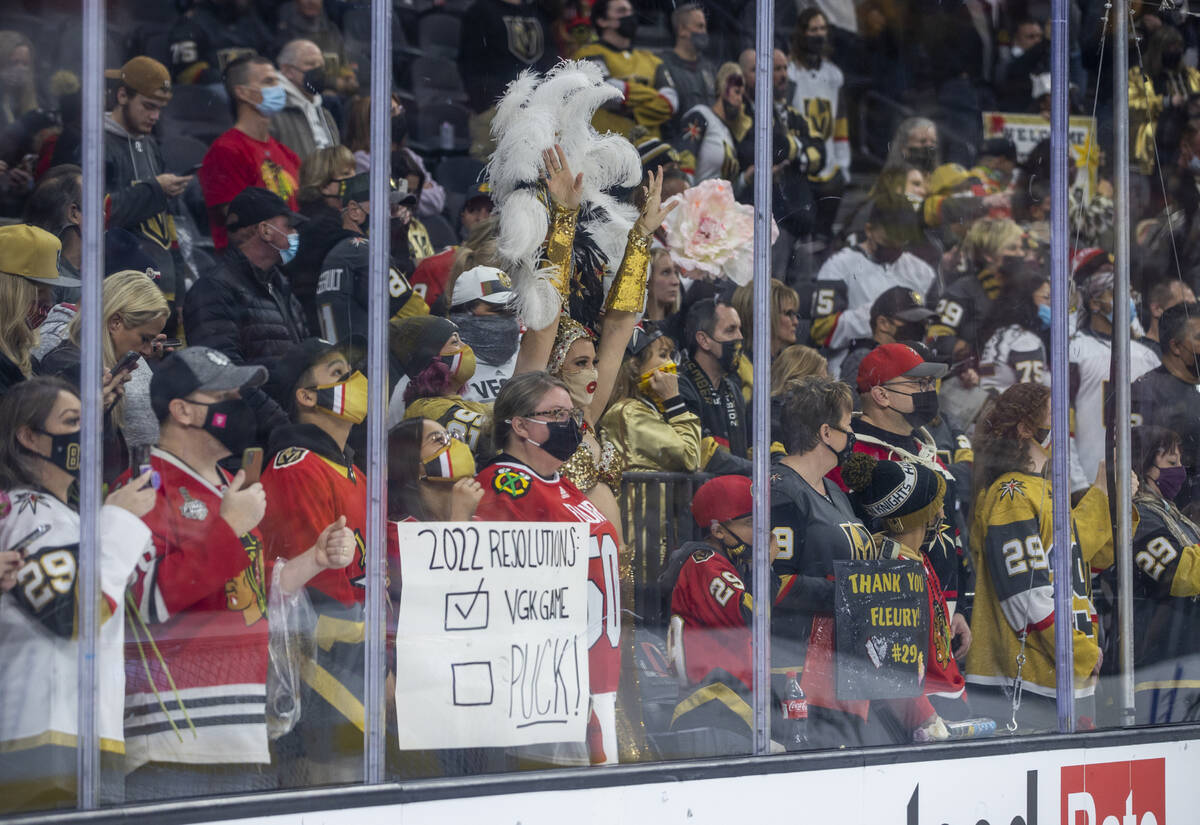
[241,447,264,486]
[112,350,141,378]
[10,525,50,559]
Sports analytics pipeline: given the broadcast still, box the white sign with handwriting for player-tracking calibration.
[393,521,590,749]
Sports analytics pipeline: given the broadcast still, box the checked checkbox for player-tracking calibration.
[444,578,489,631]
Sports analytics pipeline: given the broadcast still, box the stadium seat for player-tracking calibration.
[408,55,469,105]
[433,155,485,193]
[417,12,461,60]
[419,211,459,251]
[409,100,471,155]
[159,86,233,145]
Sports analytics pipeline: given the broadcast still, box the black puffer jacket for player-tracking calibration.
[183,246,309,369]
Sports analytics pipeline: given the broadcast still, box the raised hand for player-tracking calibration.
[106,469,158,518]
[450,477,484,522]
[315,515,355,569]
[543,144,583,211]
[220,469,267,536]
[635,166,678,237]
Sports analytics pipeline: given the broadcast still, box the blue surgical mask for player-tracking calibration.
[1102,298,1137,325]
[255,84,287,116]
[1189,155,1200,174]
[267,223,299,264]
[1037,303,1052,328]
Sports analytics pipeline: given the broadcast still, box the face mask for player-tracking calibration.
[888,387,939,428]
[440,346,477,387]
[719,523,751,566]
[254,83,287,115]
[422,437,476,482]
[823,426,856,466]
[1189,155,1200,174]
[638,361,677,397]
[26,302,50,330]
[193,397,256,455]
[392,111,408,145]
[1163,51,1183,70]
[905,192,923,210]
[691,32,710,52]
[873,243,903,265]
[266,223,300,265]
[805,34,826,54]
[1175,342,1200,378]
[528,416,583,462]
[29,428,81,476]
[1156,465,1187,501]
[1033,303,1052,328]
[309,370,368,424]
[1102,298,1137,325]
[301,66,326,95]
[450,312,520,366]
[616,14,639,39]
[893,321,927,343]
[0,65,32,88]
[1034,426,1052,449]
[1010,45,1025,59]
[998,254,1027,278]
[904,145,937,172]
[709,337,742,374]
[562,366,599,408]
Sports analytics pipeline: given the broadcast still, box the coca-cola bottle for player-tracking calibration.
[781,671,808,748]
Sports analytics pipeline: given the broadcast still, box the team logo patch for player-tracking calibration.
[14,491,45,514]
[179,488,209,521]
[273,447,309,469]
[502,15,544,64]
[691,548,714,562]
[998,478,1026,501]
[493,468,532,499]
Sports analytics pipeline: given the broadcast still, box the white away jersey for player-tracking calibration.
[1069,330,1160,479]
[980,325,1051,394]
[787,59,848,180]
[812,247,937,351]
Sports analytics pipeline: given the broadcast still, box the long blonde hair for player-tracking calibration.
[69,270,169,370]
[771,344,827,396]
[732,278,799,356]
[297,144,356,207]
[0,275,37,377]
[68,271,168,427]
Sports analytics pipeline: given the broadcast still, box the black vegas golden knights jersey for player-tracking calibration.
[769,460,877,675]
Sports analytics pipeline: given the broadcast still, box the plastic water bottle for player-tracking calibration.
[439,121,454,150]
[781,671,808,748]
[945,717,997,738]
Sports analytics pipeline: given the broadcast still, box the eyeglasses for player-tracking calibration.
[780,309,799,319]
[885,377,936,392]
[525,408,585,426]
[427,430,466,448]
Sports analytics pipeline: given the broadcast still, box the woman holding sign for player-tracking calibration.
[966,382,1122,731]
[475,371,624,766]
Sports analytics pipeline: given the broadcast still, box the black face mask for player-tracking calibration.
[893,321,928,343]
[1163,51,1183,70]
[530,417,583,462]
[391,110,408,146]
[191,397,256,455]
[713,337,742,374]
[873,243,903,265]
[450,312,520,366]
[301,66,326,96]
[719,523,752,579]
[805,34,826,54]
[615,14,638,40]
[29,429,81,477]
[904,145,937,172]
[824,426,856,466]
[889,387,940,428]
[998,254,1027,279]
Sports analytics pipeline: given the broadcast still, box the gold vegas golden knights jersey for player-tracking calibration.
[966,472,1116,700]
[575,42,676,139]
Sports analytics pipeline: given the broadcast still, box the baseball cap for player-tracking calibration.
[150,347,267,420]
[1070,247,1113,284]
[463,181,493,208]
[857,342,948,393]
[264,337,364,411]
[869,286,937,327]
[225,187,307,232]
[626,321,665,357]
[691,475,753,527]
[0,224,79,287]
[105,56,173,105]
[390,315,458,379]
[450,265,512,308]
[339,173,417,207]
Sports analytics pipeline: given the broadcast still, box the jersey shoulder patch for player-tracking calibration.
[272,447,310,469]
[690,547,715,563]
[996,477,1027,501]
[492,467,532,499]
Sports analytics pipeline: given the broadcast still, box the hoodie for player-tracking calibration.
[269,74,339,162]
[102,113,186,300]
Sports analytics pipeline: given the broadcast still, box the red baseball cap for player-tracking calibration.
[857,343,948,393]
[692,476,753,527]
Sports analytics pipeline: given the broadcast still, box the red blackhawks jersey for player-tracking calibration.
[474,456,622,764]
[260,424,368,606]
[669,545,753,691]
[120,448,270,768]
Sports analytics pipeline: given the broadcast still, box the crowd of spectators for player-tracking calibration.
[1,0,1200,812]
